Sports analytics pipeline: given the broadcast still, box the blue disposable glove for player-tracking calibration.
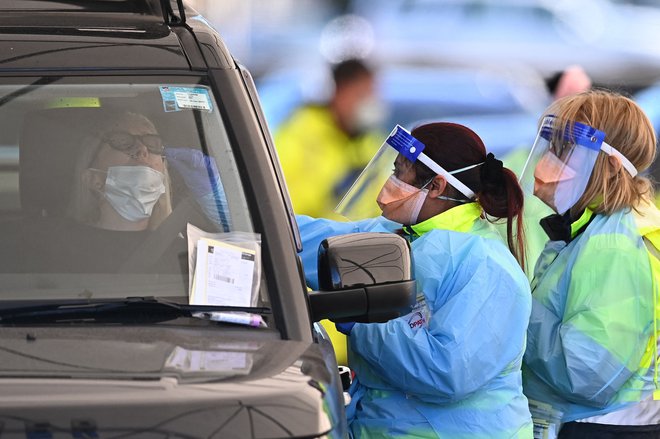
[164,147,220,198]
[335,321,356,335]
[164,147,231,231]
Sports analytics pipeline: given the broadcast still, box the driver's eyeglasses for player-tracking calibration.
[101,131,164,156]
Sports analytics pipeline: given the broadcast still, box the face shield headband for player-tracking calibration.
[335,125,478,221]
[520,115,637,215]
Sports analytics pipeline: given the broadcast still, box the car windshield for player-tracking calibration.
[0,76,270,321]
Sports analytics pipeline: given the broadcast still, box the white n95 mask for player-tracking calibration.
[104,166,166,221]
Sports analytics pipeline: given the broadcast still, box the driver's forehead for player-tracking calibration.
[104,116,157,135]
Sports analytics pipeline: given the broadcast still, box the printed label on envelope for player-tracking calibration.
[190,237,255,307]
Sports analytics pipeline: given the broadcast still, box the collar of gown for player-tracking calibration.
[405,202,482,238]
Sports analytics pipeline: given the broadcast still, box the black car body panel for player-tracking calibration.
[0,326,344,438]
[0,1,415,437]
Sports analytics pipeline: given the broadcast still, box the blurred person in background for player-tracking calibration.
[275,58,386,366]
[521,89,660,438]
[500,65,592,275]
[546,65,593,102]
[274,58,386,220]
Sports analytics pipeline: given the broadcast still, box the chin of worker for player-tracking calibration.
[297,123,534,438]
[518,93,660,439]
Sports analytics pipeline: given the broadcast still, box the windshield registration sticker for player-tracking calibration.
[159,86,213,112]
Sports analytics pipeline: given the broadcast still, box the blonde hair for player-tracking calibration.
[545,89,657,215]
[68,111,172,229]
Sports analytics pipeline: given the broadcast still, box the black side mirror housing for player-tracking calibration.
[309,232,415,323]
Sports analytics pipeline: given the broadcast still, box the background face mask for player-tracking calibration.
[104,165,166,222]
[376,175,427,225]
[350,96,389,134]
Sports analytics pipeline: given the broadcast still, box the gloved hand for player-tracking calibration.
[164,147,220,198]
[164,147,231,231]
[335,321,356,336]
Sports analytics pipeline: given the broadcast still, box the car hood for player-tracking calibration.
[0,325,339,438]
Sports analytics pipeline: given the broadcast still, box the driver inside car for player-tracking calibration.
[70,111,172,231]
[15,110,229,274]
[72,111,231,233]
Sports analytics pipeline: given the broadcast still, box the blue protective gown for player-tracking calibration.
[523,202,660,428]
[298,203,533,438]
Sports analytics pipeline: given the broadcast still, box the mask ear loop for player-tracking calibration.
[423,162,484,204]
[416,156,483,200]
[422,176,474,204]
[417,178,465,204]
[451,161,484,175]
[84,168,108,196]
[437,195,470,204]
[418,178,462,204]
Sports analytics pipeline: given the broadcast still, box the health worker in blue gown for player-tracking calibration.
[520,90,660,439]
[297,122,534,438]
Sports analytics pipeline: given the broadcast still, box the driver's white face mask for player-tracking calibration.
[103,165,166,222]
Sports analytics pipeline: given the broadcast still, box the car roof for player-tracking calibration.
[0,0,233,71]
[0,0,165,28]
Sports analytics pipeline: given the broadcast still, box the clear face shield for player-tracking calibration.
[520,115,638,215]
[335,125,477,224]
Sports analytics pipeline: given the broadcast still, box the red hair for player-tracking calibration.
[411,122,527,271]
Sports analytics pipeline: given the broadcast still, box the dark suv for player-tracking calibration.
[0,1,413,438]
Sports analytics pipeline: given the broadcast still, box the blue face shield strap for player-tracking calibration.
[386,125,478,199]
[386,125,425,161]
[541,116,638,177]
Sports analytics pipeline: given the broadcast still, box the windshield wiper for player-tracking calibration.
[0,297,270,324]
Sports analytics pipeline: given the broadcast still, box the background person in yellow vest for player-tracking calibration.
[274,58,386,221]
[275,59,386,366]
[520,90,660,438]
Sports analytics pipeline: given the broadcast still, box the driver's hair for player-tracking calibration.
[547,89,656,215]
[67,111,172,229]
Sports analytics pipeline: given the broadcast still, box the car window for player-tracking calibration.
[0,76,270,315]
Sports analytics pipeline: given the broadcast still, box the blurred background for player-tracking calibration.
[186,0,660,155]
[187,0,660,220]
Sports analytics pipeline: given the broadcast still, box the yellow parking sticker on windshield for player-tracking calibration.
[159,86,213,112]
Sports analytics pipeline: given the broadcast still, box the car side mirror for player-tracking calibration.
[309,232,415,323]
